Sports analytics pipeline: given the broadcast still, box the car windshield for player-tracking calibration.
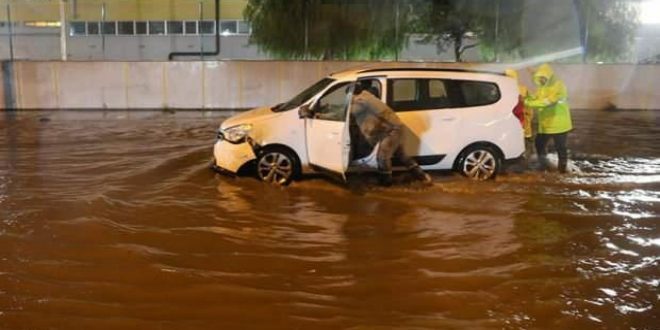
[272,78,335,112]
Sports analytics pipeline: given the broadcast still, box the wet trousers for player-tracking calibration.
[522,136,535,168]
[535,132,569,173]
[377,128,419,174]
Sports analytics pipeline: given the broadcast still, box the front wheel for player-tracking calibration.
[458,146,501,180]
[256,147,300,186]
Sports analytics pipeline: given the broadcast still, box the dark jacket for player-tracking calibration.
[350,90,403,145]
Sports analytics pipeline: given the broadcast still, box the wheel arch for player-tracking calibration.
[453,141,505,170]
[258,143,303,179]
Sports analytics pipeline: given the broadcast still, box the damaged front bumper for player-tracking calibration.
[211,136,262,174]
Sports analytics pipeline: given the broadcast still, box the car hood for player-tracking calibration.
[220,106,282,129]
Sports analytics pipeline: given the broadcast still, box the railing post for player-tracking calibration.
[59,0,68,61]
[101,3,106,58]
[395,1,400,61]
[2,61,16,109]
[7,4,14,61]
[494,0,500,62]
[200,1,204,60]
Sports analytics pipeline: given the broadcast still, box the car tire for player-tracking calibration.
[255,147,300,186]
[457,145,501,181]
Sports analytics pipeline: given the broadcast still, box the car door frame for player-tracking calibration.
[303,81,355,180]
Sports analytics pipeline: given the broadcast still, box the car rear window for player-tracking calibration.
[387,78,500,111]
[459,81,501,107]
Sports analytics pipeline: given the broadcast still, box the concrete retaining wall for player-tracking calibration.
[1,61,659,110]
[0,62,5,108]
[0,61,12,109]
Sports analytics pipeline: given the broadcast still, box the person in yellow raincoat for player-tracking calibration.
[505,69,535,169]
[524,63,573,173]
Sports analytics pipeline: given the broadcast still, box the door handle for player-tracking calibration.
[442,117,457,122]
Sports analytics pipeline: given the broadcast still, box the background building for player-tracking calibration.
[2,0,659,63]
[0,0,269,60]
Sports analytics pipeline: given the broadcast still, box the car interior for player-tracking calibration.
[349,79,381,161]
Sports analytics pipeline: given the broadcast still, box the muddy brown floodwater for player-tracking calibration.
[0,109,658,329]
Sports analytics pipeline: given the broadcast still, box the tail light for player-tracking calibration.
[512,96,524,127]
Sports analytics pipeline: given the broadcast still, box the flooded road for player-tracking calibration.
[0,109,658,329]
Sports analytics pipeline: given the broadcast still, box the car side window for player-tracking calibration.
[357,78,383,99]
[387,78,501,111]
[428,79,451,108]
[459,81,501,107]
[387,78,451,112]
[392,79,418,103]
[313,82,351,121]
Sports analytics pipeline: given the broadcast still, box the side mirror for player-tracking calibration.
[299,104,313,119]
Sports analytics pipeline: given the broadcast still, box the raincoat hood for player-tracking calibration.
[533,63,555,86]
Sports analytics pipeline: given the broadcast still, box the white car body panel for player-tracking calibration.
[304,118,351,175]
[213,68,525,178]
[214,106,308,172]
[214,140,256,172]
[304,83,354,177]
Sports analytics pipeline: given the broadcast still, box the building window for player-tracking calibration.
[220,21,237,35]
[167,21,183,34]
[57,19,250,38]
[148,21,165,35]
[199,20,215,35]
[70,21,86,36]
[184,21,197,35]
[87,21,99,35]
[238,21,250,34]
[135,21,147,35]
[102,21,116,35]
[24,21,61,28]
[118,21,134,35]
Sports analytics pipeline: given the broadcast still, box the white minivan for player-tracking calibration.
[212,67,525,185]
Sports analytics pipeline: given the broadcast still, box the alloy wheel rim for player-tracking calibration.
[463,150,496,180]
[257,152,293,185]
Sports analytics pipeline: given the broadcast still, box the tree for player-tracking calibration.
[412,0,490,62]
[244,0,415,60]
[573,0,640,63]
[244,0,640,63]
[477,0,526,62]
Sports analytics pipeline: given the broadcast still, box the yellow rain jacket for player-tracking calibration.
[505,69,534,138]
[524,64,572,134]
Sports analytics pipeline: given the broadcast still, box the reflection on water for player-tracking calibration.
[0,109,658,329]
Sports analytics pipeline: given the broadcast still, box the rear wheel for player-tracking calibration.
[458,145,501,180]
[256,147,300,186]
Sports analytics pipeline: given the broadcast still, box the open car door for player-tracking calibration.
[304,82,354,181]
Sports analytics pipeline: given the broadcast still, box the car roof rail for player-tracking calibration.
[356,67,505,76]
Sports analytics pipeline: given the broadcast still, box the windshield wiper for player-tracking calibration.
[271,103,284,111]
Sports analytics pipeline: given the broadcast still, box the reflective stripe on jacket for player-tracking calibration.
[519,85,535,138]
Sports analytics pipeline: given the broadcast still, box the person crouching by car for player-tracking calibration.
[525,63,573,173]
[350,82,432,186]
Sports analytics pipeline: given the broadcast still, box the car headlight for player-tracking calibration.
[221,124,252,143]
